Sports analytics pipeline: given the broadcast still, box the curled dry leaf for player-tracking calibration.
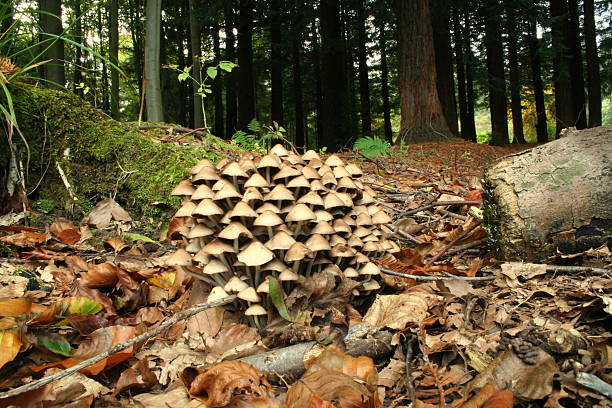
[0,231,49,247]
[80,262,120,289]
[228,397,284,408]
[114,358,159,396]
[104,236,129,253]
[304,346,378,390]
[82,198,132,229]
[181,361,271,407]
[49,221,81,244]
[481,390,514,408]
[364,293,436,330]
[209,323,261,362]
[0,317,22,370]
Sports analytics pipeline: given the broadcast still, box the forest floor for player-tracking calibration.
[0,138,610,408]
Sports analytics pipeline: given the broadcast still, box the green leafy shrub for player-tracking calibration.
[231,119,285,153]
[353,135,392,158]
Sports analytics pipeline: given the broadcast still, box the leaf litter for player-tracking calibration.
[0,140,609,407]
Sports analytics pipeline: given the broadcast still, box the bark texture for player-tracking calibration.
[144,0,163,122]
[484,126,612,261]
[584,0,602,127]
[237,0,255,130]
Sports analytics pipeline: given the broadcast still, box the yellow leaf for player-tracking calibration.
[0,317,22,369]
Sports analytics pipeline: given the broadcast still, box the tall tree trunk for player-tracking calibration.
[72,0,83,96]
[506,3,525,143]
[144,0,163,122]
[356,0,372,137]
[376,11,393,143]
[237,0,255,130]
[98,5,109,111]
[188,0,204,128]
[127,0,144,105]
[292,0,305,149]
[453,8,470,142]
[270,0,284,126]
[396,0,452,144]
[583,0,601,127]
[40,0,65,88]
[110,0,120,119]
[320,0,347,151]
[430,0,458,137]
[527,17,548,143]
[225,0,238,135]
[550,0,573,137]
[463,9,477,142]
[342,5,358,139]
[175,4,188,126]
[311,17,323,147]
[567,0,586,129]
[213,23,225,138]
[484,0,509,146]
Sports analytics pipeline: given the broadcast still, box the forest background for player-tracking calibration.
[1,0,611,151]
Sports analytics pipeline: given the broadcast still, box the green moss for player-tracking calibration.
[10,84,241,217]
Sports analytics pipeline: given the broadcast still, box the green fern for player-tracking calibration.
[353,135,392,158]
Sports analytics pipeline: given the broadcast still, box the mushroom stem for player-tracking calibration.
[254,266,262,287]
[179,266,219,287]
[292,260,302,274]
[305,260,315,277]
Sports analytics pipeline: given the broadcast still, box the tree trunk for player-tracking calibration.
[40,0,65,88]
[292,0,305,149]
[110,0,120,119]
[396,0,452,144]
[312,17,323,148]
[342,5,358,140]
[483,126,612,261]
[377,13,393,143]
[127,0,144,106]
[72,0,83,97]
[550,0,573,137]
[270,0,284,127]
[430,0,458,137]
[463,9,477,142]
[213,23,224,138]
[144,0,163,122]
[237,0,255,131]
[583,0,601,127]
[567,0,587,129]
[527,17,549,143]
[320,0,347,151]
[225,0,238,135]
[506,3,525,144]
[484,0,509,146]
[188,0,204,129]
[356,0,372,137]
[452,8,471,142]
[98,5,109,111]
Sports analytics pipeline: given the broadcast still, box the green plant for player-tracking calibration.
[32,199,56,213]
[353,135,392,158]
[231,119,286,153]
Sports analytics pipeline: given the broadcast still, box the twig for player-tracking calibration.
[401,334,417,402]
[379,266,496,281]
[393,230,424,245]
[0,296,236,400]
[423,220,482,269]
[436,208,468,221]
[444,238,488,256]
[393,201,481,220]
[55,162,79,203]
[129,124,211,139]
[544,265,610,275]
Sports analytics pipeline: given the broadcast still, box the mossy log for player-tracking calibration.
[2,84,240,217]
[483,126,611,261]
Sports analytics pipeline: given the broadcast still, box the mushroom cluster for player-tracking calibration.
[168,144,398,326]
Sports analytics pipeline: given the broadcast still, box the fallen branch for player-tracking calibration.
[0,296,236,400]
[394,201,481,220]
[423,220,482,269]
[129,124,210,139]
[380,267,496,282]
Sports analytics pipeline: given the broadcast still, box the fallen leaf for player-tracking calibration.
[50,221,81,244]
[181,361,271,406]
[304,346,378,390]
[82,198,132,229]
[229,398,283,408]
[80,262,119,289]
[0,317,22,369]
[104,236,129,253]
[209,323,261,361]
[0,231,49,247]
[0,298,34,316]
[114,358,159,395]
[364,293,438,330]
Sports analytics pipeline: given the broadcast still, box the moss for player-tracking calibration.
[10,84,241,218]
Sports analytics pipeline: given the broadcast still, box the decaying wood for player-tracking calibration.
[484,126,611,261]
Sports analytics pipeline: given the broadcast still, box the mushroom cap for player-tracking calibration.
[257,154,282,169]
[352,252,370,264]
[284,242,311,262]
[193,166,220,184]
[285,203,316,222]
[171,180,195,196]
[213,183,242,201]
[362,242,382,253]
[372,210,392,225]
[329,234,348,246]
[262,258,288,272]
[192,184,215,200]
[245,304,267,316]
[207,286,230,302]
[193,199,225,217]
[356,212,373,226]
[238,286,261,302]
[166,248,192,266]
[305,234,332,252]
[254,210,284,227]
[321,172,337,187]
[324,192,346,210]
[332,218,351,234]
[221,162,249,178]
[279,269,299,281]
[301,165,321,180]
[353,226,373,238]
[311,221,335,235]
[175,200,196,218]
[362,280,381,290]
[314,210,334,222]
[302,150,321,161]
[286,175,310,189]
[187,224,215,239]
[185,239,203,253]
[242,187,264,205]
[193,249,210,264]
[333,166,351,179]
[297,191,324,207]
[219,221,253,240]
[237,240,275,266]
[244,173,270,188]
[215,158,233,170]
[256,202,281,214]
[310,179,326,191]
[362,234,379,243]
[203,238,237,255]
[239,158,258,173]
[345,163,363,177]
[265,231,296,250]
[324,155,345,167]
[308,158,323,169]
[329,244,356,258]
[264,184,295,202]
[224,276,249,292]
[344,267,359,278]
[356,190,375,205]
[256,279,270,293]
[322,264,342,275]
[269,144,290,157]
[274,165,302,181]
[347,235,364,247]
[229,201,258,219]
[203,259,230,275]
[318,164,333,176]
[342,215,356,226]
[337,177,357,191]
[359,262,381,275]
[336,192,354,207]
[190,158,215,174]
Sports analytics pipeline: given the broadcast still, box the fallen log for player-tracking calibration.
[483,126,611,261]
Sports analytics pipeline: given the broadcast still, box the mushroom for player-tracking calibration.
[237,240,275,286]
[253,210,284,241]
[171,180,195,196]
[285,203,316,236]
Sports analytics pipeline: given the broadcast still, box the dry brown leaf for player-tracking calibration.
[481,390,514,408]
[228,398,283,408]
[0,231,49,247]
[136,307,165,325]
[458,382,494,408]
[82,198,132,228]
[377,359,405,388]
[304,346,378,390]
[80,262,119,289]
[114,358,159,395]
[50,221,81,244]
[104,236,129,253]
[133,382,200,408]
[181,361,271,406]
[209,323,261,361]
[0,317,22,370]
[0,298,35,316]
[363,293,438,330]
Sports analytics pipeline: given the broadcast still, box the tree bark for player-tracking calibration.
[452,8,470,142]
[430,0,458,137]
[291,0,305,149]
[72,0,83,97]
[550,0,574,137]
[583,0,601,127]
[311,17,323,148]
[527,16,549,143]
[225,0,238,135]
[144,0,163,122]
[567,0,587,129]
[463,9,477,142]
[484,0,509,146]
[188,0,204,129]
[396,0,452,144]
[213,23,224,138]
[110,0,120,119]
[127,0,144,106]
[237,0,255,131]
[506,3,525,144]
[40,0,65,88]
[97,5,109,111]
[320,0,347,151]
[270,0,284,127]
[356,0,372,137]
[376,12,393,143]
[484,126,612,261]
[342,5,358,140]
